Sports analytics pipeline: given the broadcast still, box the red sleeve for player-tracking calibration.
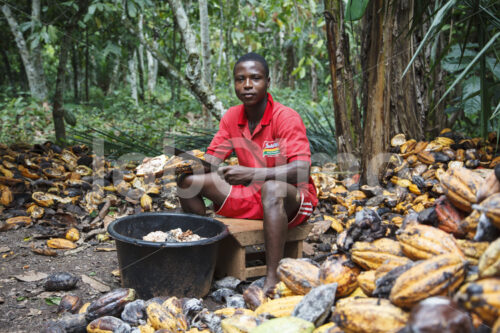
[206,115,233,160]
[276,113,311,164]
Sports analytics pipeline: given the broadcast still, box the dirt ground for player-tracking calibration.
[0,226,121,333]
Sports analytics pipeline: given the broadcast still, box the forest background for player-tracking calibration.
[0,0,498,181]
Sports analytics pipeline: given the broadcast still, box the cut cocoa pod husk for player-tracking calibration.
[396,224,464,260]
[390,253,467,309]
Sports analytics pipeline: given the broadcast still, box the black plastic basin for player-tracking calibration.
[107,212,228,299]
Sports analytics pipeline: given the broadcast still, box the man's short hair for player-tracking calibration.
[234,52,269,78]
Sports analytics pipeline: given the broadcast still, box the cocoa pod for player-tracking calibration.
[44,272,78,291]
[318,255,359,297]
[86,288,136,321]
[57,294,83,314]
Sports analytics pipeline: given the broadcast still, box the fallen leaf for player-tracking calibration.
[14,271,48,282]
[0,246,10,253]
[111,269,120,277]
[102,215,115,229]
[27,308,42,316]
[81,274,110,293]
[45,296,61,306]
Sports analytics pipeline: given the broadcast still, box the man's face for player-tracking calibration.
[233,60,270,108]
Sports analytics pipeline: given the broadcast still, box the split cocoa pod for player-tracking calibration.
[390,253,467,308]
[318,255,359,297]
[277,258,320,295]
[438,167,483,212]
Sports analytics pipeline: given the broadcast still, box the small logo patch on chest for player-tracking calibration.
[263,141,280,156]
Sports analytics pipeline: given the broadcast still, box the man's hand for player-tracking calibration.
[217,165,256,185]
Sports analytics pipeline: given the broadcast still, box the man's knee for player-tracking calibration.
[261,180,288,207]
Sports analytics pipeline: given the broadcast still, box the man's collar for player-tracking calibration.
[238,93,274,126]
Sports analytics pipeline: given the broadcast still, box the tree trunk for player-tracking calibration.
[30,0,48,99]
[85,28,89,102]
[137,15,145,101]
[199,0,213,127]
[107,55,121,95]
[0,40,16,91]
[53,1,89,145]
[128,51,139,105]
[147,40,158,94]
[167,0,225,118]
[284,42,295,89]
[72,44,79,102]
[310,60,318,102]
[324,0,361,172]
[2,4,47,100]
[360,0,426,184]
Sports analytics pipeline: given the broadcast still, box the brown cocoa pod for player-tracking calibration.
[243,285,267,310]
[85,288,136,321]
[57,294,83,314]
[406,296,473,333]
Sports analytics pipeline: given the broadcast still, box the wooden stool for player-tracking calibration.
[214,218,313,281]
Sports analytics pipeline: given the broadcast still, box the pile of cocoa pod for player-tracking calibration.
[0,142,211,251]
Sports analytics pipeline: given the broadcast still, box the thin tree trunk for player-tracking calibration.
[2,4,47,100]
[72,44,79,102]
[167,0,225,118]
[128,51,139,105]
[310,60,318,102]
[147,39,158,94]
[0,42,16,92]
[107,55,121,95]
[324,0,361,172]
[85,28,89,102]
[199,0,211,86]
[53,1,89,145]
[137,15,145,101]
[199,0,213,127]
[31,0,48,98]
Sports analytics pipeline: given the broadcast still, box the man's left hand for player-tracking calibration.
[217,165,256,185]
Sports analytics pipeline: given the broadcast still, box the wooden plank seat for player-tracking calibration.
[214,218,313,281]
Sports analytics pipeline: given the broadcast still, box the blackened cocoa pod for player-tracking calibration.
[44,272,78,291]
[372,262,415,298]
[433,152,451,163]
[408,297,473,333]
[57,313,87,333]
[120,299,146,325]
[57,294,83,314]
[85,288,136,321]
[87,316,131,333]
[495,164,500,182]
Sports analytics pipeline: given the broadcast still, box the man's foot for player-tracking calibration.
[262,275,280,298]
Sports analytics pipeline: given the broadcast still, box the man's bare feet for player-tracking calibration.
[262,275,280,298]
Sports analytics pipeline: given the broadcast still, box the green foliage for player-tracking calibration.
[345,0,370,21]
[0,95,51,144]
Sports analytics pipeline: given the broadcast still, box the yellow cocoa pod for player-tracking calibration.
[351,238,405,270]
[47,238,77,249]
[214,307,255,318]
[357,270,376,296]
[65,227,80,242]
[221,315,261,333]
[0,187,13,206]
[374,257,413,280]
[272,281,295,298]
[318,255,359,297]
[478,238,500,278]
[32,192,54,207]
[277,258,320,295]
[146,303,177,331]
[26,204,44,219]
[140,194,153,211]
[138,324,155,333]
[477,193,500,229]
[332,297,408,333]
[390,254,466,309]
[313,322,343,333]
[396,224,463,260]
[6,216,32,227]
[254,296,303,317]
[456,278,500,325]
[456,239,489,266]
